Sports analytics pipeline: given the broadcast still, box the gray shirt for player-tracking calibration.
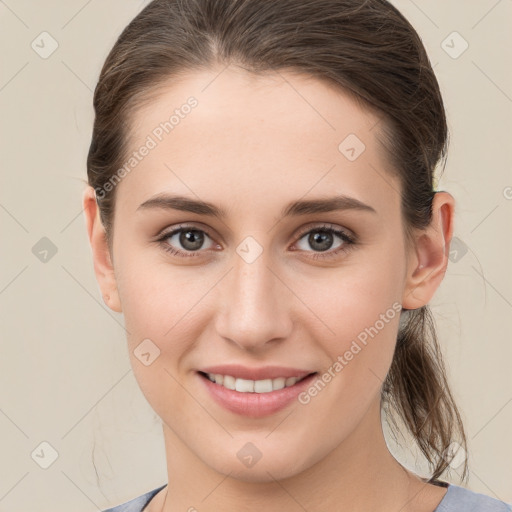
[102,482,512,511]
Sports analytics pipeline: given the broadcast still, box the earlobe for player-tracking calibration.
[401,191,455,310]
[82,186,123,313]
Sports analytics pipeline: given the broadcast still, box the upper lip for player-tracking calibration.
[199,364,315,381]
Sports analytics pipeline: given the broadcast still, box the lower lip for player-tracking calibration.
[198,372,317,418]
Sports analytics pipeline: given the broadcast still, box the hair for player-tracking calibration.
[86,0,468,483]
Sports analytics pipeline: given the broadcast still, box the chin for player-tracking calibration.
[198,440,317,483]
[214,459,305,483]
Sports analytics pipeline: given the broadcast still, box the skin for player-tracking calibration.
[83,65,455,511]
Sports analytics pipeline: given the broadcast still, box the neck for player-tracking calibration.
[155,396,434,512]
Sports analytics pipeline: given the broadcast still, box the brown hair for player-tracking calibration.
[87,0,468,482]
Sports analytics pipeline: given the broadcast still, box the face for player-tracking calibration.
[106,66,412,482]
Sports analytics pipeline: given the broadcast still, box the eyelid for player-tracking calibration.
[293,222,356,244]
[155,222,216,241]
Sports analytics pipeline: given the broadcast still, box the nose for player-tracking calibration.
[214,248,293,352]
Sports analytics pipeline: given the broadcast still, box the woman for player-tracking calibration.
[83,0,511,510]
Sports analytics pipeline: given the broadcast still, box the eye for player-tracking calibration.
[156,224,218,258]
[155,223,357,260]
[293,224,356,260]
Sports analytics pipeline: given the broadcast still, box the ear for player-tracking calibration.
[82,186,122,313]
[401,191,455,310]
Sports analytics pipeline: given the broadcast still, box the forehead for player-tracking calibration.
[116,65,400,219]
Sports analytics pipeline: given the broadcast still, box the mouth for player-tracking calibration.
[196,368,318,417]
[198,371,315,393]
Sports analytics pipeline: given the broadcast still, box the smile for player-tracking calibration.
[203,372,309,393]
[197,368,318,417]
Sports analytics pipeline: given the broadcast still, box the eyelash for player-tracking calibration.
[155,223,357,261]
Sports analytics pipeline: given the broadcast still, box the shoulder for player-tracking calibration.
[101,484,167,512]
[436,483,512,512]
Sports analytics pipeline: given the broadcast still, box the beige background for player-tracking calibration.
[0,0,511,510]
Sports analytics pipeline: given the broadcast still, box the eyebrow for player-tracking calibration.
[136,193,377,219]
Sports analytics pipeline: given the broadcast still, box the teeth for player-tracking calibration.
[222,375,236,390]
[235,378,254,392]
[254,379,273,393]
[205,373,306,393]
[285,377,298,387]
[272,377,285,390]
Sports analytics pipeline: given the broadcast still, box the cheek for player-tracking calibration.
[297,252,403,346]
[117,260,196,417]
[114,250,206,391]
[294,250,403,395]
[114,247,188,339]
